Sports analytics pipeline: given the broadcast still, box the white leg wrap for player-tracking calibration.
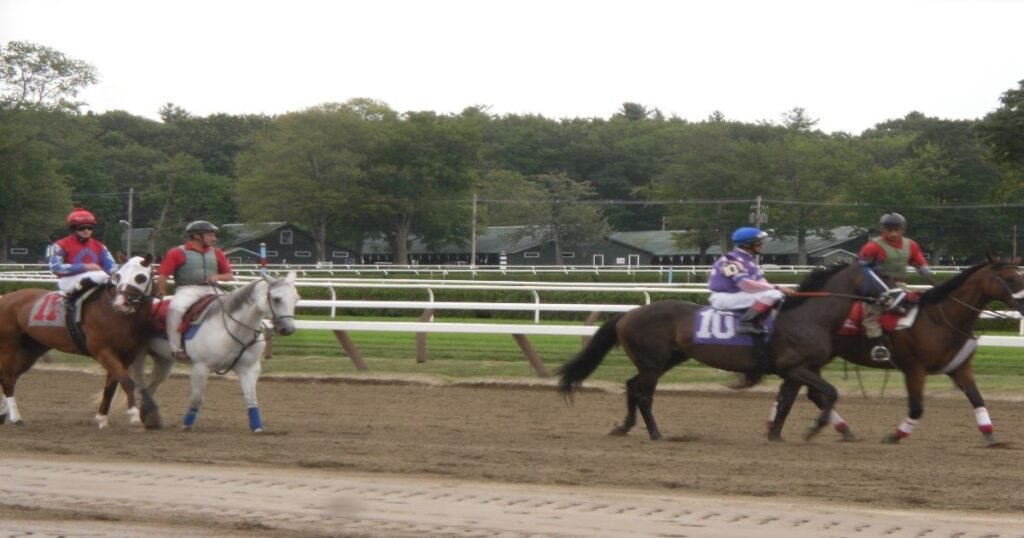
[974,407,993,432]
[95,414,109,429]
[897,417,918,436]
[828,410,845,425]
[7,397,22,424]
[767,401,778,422]
[126,406,141,425]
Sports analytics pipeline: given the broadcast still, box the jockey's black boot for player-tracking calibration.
[737,307,766,335]
[868,335,891,362]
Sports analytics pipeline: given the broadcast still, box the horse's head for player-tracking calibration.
[111,253,155,315]
[261,270,299,335]
[981,255,1024,316]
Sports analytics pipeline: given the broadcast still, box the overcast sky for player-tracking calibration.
[2,0,1021,134]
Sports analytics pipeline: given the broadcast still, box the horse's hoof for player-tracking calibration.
[95,415,109,429]
[182,425,194,432]
[143,413,163,430]
[0,413,6,425]
[252,428,264,434]
[881,433,902,444]
[648,433,662,441]
[126,407,142,426]
[802,427,821,442]
[766,433,784,442]
[608,427,629,437]
[14,419,25,426]
[838,431,857,442]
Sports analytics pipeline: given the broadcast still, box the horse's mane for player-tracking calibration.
[779,262,850,311]
[210,279,263,315]
[917,260,1010,307]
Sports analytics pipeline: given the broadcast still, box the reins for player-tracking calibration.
[788,291,882,302]
[211,275,293,375]
[212,281,266,375]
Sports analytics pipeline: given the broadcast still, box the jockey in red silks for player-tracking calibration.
[48,207,118,305]
[857,212,932,361]
[708,227,796,335]
[155,220,235,361]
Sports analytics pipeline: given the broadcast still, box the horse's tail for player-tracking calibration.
[557,313,624,400]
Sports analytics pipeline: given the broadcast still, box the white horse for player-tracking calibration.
[131,271,299,432]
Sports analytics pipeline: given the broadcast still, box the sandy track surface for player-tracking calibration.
[1,368,1023,536]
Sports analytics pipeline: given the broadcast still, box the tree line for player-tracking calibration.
[2,41,1023,264]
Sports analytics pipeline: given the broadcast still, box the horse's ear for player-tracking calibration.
[286,270,297,283]
[986,254,997,264]
[115,251,128,264]
[141,252,153,267]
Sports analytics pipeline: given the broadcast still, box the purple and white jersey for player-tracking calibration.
[708,248,766,293]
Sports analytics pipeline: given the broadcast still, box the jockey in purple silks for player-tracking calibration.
[708,227,796,335]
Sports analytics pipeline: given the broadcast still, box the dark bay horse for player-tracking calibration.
[558,263,886,441]
[766,256,1024,446]
[0,255,159,428]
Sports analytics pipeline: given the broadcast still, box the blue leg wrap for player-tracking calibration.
[183,406,199,428]
[248,407,263,431]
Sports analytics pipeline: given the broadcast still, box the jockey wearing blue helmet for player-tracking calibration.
[732,227,767,247]
[708,226,794,334]
[709,226,795,388]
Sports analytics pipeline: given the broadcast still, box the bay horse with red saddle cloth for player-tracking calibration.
[765,256,1024,446]
[0,254,159,428]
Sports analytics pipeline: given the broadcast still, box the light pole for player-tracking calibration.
[120,187,134,257]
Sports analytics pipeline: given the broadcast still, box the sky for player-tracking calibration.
[1,0,1022,134]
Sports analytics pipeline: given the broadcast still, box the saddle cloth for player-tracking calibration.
[26,288,101,328]
[691,306,775,346]
[839,301,918,336]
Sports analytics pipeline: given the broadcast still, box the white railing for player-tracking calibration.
[1,262,978,281]
[2,270,1020,375]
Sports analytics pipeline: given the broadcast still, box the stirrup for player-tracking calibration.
[870,345,891,362]
[737,322,765,335]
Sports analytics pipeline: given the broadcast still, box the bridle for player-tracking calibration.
[938,265,1024,336]
[112,263,154,314]
[215,275,296,375]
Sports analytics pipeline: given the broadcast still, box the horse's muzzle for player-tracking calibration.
[274,320,295,336]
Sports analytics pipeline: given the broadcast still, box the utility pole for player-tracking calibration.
[749,195,767,228]
[126,187,134,257]
[749,195,768,263]
[1013,224,1018,259]
[470,193,477,270]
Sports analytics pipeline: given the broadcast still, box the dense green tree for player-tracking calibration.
[362,110,481,263]
[237,104,378,260]
[522,173,610,261]
[0,110,71,261]
[765,134,873,264]
[647,122,778,262]
[0,41,98,112]
[976,79,1024,169]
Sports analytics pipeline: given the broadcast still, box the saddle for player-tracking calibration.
[151,294,219,337]
[839,296,919,337]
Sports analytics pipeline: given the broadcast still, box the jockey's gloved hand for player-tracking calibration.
[881,288,907,311]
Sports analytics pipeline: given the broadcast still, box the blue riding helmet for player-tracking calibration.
[732,227,767,246]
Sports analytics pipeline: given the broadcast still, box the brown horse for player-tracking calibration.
[558,263,888,441]
[766,256,1024,446]
[0,254,159,428]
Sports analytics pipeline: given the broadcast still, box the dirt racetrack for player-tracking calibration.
[2,366,1024,537]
